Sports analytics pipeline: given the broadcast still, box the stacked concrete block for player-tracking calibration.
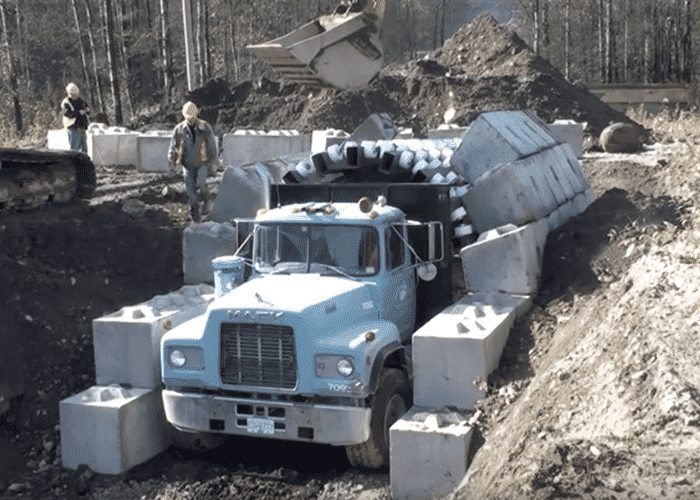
[412,292,531,410]
[46,129,71,150]
[547,187,596,230]
[211,165,269,222]
[137,131,172,173]
[60,386,172,474]
[311,129,349,153]
[222,130,311,167]
[450,110,558,184]
[390,407,474,500]
[88,127,139,167]
[461,143,590,233]
[92,284,214,388]
[183,222,237,284]
[460,219,549,295]
[547,120,584,158]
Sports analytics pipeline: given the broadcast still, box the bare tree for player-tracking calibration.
[114,0,133,118]
[0,0,22,132]
[84,0,106,113]
[103,0,123,124]
[70,0,94,106]
[159,0,172,99]
[564,0,571,80]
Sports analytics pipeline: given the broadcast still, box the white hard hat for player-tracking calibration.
[182,101,199,119]
[66,82,80,97]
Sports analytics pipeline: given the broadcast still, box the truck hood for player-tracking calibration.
[212,274,378,318]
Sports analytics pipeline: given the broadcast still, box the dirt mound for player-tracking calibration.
[135,14,632,137]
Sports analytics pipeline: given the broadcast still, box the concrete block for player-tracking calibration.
[137,132,172,173]
[460,219,548,295]
[311,129,349,153]
[93,284,214,388]
[548,120,584,158]
[183,222,237,284]
[88,129,139,166]
[412,292,532,410]
[47,129,71,150]
[349,113,397,142]
[450,110,558,184]
[462,160,552,232]
[211,166,268,222]
[60,386,172,474]
[390,407,474,500]
[427,124,469,139]
[222,130,311,167]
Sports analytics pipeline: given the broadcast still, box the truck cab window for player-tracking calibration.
[385,226,405,270]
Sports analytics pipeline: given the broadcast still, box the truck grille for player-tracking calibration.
[220,323,297,389]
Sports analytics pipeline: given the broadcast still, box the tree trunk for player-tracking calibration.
[542,0,549,57]
[533,0,540,55]
[195,0,204,84]
[103,0,123,124]
[114,0,133,118]
[598,0,604,81]
[604,0,613,82]
[682,0,692,82]
[158,0,172,99]
[70,0,94,107]
[564,0,571,80]
[204,0,211,79]
[0,0,22,133]
[84,0,106,113]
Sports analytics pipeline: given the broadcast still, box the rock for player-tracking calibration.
[7,483,26,494]
[600,123,645,153]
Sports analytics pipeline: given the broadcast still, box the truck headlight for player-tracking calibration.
[316,355,355,378]
[166,347,204,370]
[169,349,187,367]
[336,358,354,377]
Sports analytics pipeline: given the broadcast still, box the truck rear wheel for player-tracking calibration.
[345,368,410,470]
[171,428,227,452]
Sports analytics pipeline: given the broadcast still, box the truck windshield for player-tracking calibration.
[254,223,379,277]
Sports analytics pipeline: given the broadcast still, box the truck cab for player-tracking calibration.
[161,196,442,469]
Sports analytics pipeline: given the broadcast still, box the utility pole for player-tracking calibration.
[182,0,195,91]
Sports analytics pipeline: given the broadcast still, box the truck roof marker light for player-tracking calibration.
[291,205,302,213]
[376,195,387,207]
[364,330,376,342]
[257,207,269,216]
[368,210,379,220]
[357,197,373,213]
[323,204,336,215]
[162,320,172,331]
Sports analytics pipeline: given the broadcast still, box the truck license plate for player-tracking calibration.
[246,417,275,435]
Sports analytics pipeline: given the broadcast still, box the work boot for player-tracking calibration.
[190,204,201,223]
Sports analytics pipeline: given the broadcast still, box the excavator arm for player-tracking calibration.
[247,0,386,90]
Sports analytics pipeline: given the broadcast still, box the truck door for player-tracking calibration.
[383,225,416,339]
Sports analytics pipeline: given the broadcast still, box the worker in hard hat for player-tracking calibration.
[61,82,90,152]
[167,101,218,223]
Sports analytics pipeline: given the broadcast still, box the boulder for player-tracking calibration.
[600,123,645,153]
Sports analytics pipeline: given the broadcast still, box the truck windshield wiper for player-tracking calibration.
[312,263,358,281]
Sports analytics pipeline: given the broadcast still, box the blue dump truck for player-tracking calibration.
[161,183,453,469]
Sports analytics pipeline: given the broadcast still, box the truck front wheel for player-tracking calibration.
[345,368,410,469]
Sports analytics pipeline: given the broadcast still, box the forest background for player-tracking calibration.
[0,0,696,136]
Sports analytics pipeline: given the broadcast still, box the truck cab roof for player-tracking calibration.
[255,202,405,225]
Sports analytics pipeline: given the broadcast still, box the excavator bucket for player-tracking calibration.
[247,0,386,90]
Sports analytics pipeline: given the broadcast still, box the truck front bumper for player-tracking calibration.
[162,390,371,446]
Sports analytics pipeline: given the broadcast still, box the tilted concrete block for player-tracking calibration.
[93,284,214,388]
[222,130,311,167]
[211,165,268,222]
[349,113,397,142]
[426,124,469,139]
[462,161,551,232]
[460,219,549,295]
[311,129,349,153]
[60,386,172,475]
[183,222,237,284]
[412,292,532,410]
[548,120,584,158]
[47,129,71,150]
[88,130,138,167]
[450,111,558,184]
[390,407,474,500]
[137,132,171,173]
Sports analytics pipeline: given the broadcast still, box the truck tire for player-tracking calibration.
[171,429,227,452]
[345,368,410,469]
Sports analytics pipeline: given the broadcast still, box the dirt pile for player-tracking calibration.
[134,14,632,138]
[455,141,700,498]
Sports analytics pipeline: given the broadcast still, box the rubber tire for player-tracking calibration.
[345,368,411,470]
[171,428,227,452]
